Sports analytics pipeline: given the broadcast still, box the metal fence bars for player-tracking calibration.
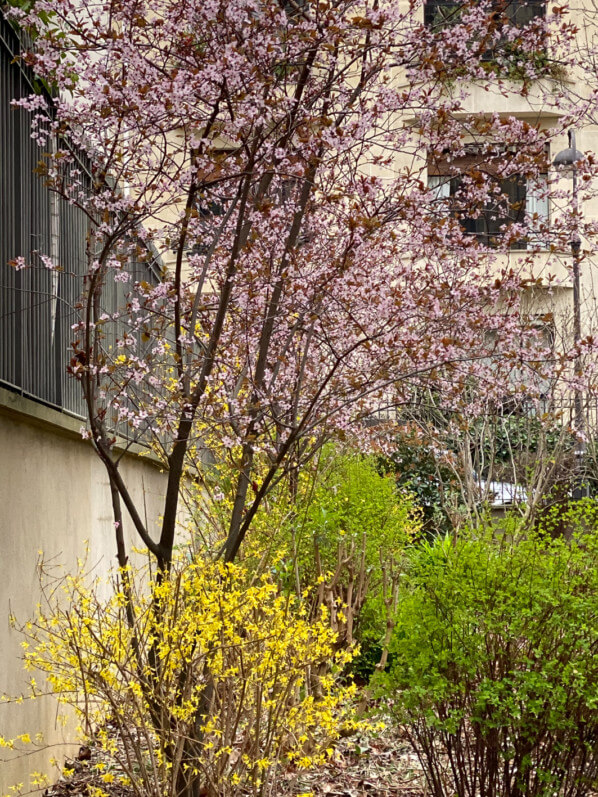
[1,12,160,420]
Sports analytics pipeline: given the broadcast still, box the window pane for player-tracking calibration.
[427,171,542,249]
[424,0,546,29]
[526,174,549,248]
[428,174,452,199]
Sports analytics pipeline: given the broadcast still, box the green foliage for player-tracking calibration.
[481,44,561,82]
[380,521,598,797]
[425,4,560,83]
[537,495,598,537]
[544,496,598,529]
[480,414,562,465]
[297,449,416,577]
[6,0,53,31]
[217,447,418,675]
[6,2,61,94]
[378,433,462,537]
[293,450,418,676]
[5,0,37,10]
[348,642,385,684]
[226,446,417,593]
[473,413,572,489]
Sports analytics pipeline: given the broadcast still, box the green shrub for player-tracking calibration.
[378,429,464,537]
[294,450,418,660]
[298,449,415,578]
[380,522,598,797]
[203,445,419,680]
[233,447,418,674]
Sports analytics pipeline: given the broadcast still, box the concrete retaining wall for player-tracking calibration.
[0,388,168,794]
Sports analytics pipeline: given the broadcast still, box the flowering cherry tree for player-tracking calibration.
[9,2,598,795]
[8,0,588,570]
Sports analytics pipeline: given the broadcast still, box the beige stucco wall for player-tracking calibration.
[0,389,168,795]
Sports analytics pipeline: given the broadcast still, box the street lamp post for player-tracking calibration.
[553,130,586,497]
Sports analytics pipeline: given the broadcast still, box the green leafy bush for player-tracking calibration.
[298,450,415,577]
[380,522,598,797]
[293,450,418,661]
[378,430,463,537]
[234,447,419,675]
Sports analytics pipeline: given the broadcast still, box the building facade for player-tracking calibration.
[0,13,168,791]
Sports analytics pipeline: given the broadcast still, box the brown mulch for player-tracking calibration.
[277,724,426,797]
[43,746,133,797]
[44,723,425,797]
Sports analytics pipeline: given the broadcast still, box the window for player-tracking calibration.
[180,195,229,259]
[280,0,308,18]
[427,154,549,249]
[424,0,548,72]
[424,0,546,31]
[485,317,554,401]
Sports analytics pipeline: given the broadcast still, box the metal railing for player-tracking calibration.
[424,0,546,30]
[0,13,160,420]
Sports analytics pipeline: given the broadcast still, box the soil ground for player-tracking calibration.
[43,723,426,797]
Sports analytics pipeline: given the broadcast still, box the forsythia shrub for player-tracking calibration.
[380,522,598,797]
[204,447,419,675]
[13,557,360,797]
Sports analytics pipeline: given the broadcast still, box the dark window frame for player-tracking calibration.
[427,150,549,250]
[424,0,547,31]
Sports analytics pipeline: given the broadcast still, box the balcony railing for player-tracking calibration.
[424,0,546,30]
[0,12,161,421]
